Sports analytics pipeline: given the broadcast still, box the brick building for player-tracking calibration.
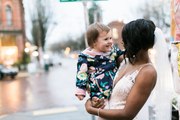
[108,20,125,50]
[0,0,25,65]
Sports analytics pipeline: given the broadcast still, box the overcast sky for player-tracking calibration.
[23,0,145,46]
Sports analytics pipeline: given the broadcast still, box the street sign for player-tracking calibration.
[60,0,80,2]
[60,0,107,2]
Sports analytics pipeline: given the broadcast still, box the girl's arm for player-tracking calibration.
[113,45,125,67]
[75,55,88,98]
[116,55,124,67]
[85,65,157,120]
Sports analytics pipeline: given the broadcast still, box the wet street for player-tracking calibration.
[0,57,92,120]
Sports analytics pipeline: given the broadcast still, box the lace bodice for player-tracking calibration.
[98,63,152,120]
[106,69,139,110]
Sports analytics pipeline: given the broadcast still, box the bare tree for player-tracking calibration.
[137,0,170,33]
[30,0,54,52]
[88,2,102,24]
[48,34,85,53]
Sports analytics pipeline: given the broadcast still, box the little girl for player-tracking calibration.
[75,22,124,101]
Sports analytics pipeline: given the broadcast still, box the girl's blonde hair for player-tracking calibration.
[86,22,110,48]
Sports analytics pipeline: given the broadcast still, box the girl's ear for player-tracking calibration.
[92,41,97,48]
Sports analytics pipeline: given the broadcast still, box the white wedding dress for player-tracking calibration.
[98,61,172,120]
[98,28,174,120]
[98,62,153,120]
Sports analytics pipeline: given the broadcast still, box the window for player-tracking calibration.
[6,5,12,26]
[112,28,119,39]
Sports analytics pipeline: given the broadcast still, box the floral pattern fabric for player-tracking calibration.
[75,46,124,99]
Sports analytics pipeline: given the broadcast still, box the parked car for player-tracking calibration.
[0,64,19,79]
[0,64,4,79]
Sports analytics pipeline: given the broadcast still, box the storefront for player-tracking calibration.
[0,35,19,66]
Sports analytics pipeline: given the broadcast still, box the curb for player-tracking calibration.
[17,71,29,78]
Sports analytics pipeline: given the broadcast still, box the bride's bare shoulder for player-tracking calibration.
[136,65,157,89]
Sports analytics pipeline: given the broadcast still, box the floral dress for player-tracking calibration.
[75,46,124,99]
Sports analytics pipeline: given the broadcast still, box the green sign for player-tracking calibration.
[60,0,80,2]
[60,0,107,2]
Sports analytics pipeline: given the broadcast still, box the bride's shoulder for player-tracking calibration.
[136,64,157,89]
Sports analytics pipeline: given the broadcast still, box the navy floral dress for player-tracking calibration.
[75,46,124,99]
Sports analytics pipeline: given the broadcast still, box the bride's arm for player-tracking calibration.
[85,65,157,120]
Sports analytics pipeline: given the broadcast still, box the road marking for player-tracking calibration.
[32,106,78,116]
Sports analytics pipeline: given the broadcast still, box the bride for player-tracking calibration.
[85,19,174,120]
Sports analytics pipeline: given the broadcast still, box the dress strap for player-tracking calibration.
[130,63,153,83]
[113,62,153,87]
[138,63,153,72]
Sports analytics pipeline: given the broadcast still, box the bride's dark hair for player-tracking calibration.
[122,19,156,64]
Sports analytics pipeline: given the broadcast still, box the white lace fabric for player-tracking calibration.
[98,62,152,120]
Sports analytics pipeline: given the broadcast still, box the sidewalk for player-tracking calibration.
[0,105,94,120]
[16,68,45,79]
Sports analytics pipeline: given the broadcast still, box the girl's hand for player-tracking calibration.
[91,97,105,108]
[76,95,85,100]
[85,98,105,115]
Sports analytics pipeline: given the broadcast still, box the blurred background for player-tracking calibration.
[0,0,179,120]
[0,0,172,72]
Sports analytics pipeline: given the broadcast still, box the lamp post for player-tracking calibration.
[82,1,89,48]
[60,0,90,48]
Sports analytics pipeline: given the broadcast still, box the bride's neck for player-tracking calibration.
[133,51,150,65]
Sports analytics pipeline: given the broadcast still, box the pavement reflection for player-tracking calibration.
[0,58,84,116]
